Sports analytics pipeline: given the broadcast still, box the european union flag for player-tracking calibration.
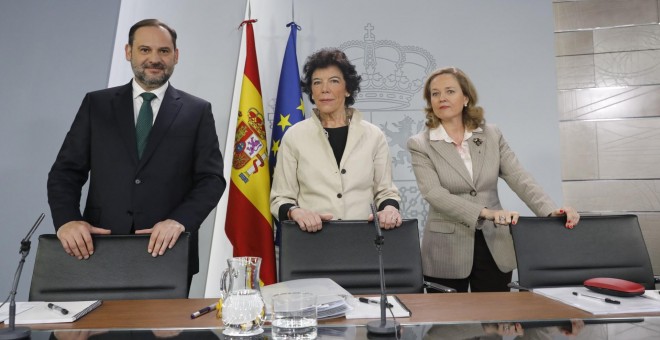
[270,22,304,246]
[269,22,304,175]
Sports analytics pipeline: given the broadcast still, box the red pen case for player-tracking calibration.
[584,277,645,297]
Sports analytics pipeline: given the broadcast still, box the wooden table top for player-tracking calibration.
[6,292,659,330]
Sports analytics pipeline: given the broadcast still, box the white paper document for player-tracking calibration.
[0,300,102,324]
[316,296,350,319]
[262,278,352,319]
[0,302,38,323]
[534,287,660,315]
[345,295,411,319]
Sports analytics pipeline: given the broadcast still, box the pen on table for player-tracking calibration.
[572,291,620,304]
[190,303,217,319]
[47,303,69,315]
[358,297,393,308]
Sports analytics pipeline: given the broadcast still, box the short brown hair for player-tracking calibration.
[301,48,361,107]
[422,67,484,130]
[128,19,177,49]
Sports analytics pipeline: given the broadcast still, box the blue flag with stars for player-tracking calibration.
[269,22,304,174]
[270,22,304,246]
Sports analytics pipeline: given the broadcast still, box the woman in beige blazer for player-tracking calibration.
[407,67,580,292]
[270,48,401,232]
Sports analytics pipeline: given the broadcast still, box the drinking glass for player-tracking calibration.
[271,292,317,340]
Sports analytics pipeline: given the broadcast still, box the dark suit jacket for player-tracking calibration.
[47,81,226,274]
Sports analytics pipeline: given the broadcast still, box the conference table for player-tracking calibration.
[7,292,660,339]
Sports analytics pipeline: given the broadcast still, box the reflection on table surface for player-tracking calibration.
[29,317,660,339]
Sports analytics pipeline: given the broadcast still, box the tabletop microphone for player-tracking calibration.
[366,204,400,335]
[0,213,45,340]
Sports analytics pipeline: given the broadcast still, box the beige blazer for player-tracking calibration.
[407,124,556,278]
[270,108,400,220]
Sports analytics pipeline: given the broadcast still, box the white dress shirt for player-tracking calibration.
[429,124,483,180]
[131,79,168,124]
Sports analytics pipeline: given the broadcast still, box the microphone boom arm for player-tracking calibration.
[366,204,400,335]
[0,213,45,340]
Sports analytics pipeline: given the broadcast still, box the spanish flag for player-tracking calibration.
[225,19,276,284]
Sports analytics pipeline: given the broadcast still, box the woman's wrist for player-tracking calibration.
[287,205,300,219]
[278,203,296,221]
[378,199,400,211]
[479,208,492,220]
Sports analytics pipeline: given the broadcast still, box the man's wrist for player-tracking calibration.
[166,219,185,231]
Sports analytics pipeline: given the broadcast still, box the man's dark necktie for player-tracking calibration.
[136,92,157,159]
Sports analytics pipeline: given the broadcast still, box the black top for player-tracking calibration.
[324,126,349,166]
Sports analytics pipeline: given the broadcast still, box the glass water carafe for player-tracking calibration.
[219,256,266,336]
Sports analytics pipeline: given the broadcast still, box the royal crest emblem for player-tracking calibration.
[233,108,268,183]
[381,115,424,167]
[339,23,436,110]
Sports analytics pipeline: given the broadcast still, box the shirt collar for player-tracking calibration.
[429,125,483,144]
[131,79,168,100]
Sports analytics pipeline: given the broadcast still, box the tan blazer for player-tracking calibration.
[407,124,556,278]
[270,108,400,220]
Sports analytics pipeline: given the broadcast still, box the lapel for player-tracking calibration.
[469,128,486,184]
[112,82,139,166]
[429,137,475,188]
[138,85,182,170]
[340,108,364,169]
[310,110,337,164]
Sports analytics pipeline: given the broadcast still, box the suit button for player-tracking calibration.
[337,193,342,198]
[341,169,346,174]
[127,210,133,216]
[470,190,477,197]
[135,179,142,184]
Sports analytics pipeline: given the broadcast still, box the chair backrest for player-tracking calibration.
[511,215,655,290]
[279,219,423,294]
[29,233,190,301]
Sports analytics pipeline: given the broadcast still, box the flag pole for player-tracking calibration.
[204,0,250,298]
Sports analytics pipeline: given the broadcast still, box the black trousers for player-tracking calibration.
[425,229,512,292]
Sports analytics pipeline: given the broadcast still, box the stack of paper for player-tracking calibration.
[316,295,350,319]
[534,287,660,315]
[261,278,351,319]
[0,300,102,324]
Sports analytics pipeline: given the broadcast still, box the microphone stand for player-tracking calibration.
[0,213,45,340]
[366,205,400,335]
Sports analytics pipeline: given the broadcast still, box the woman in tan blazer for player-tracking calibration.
[407,67,580,292]
[271,48,402,232]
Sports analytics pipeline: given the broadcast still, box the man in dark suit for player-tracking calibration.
[47,19,226,285]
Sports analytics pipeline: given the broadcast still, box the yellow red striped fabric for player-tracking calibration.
[225,20,276,284]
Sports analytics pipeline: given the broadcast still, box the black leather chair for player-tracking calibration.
[279,219,454,294]
[29,233,190,301]
[511,215,655,290]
